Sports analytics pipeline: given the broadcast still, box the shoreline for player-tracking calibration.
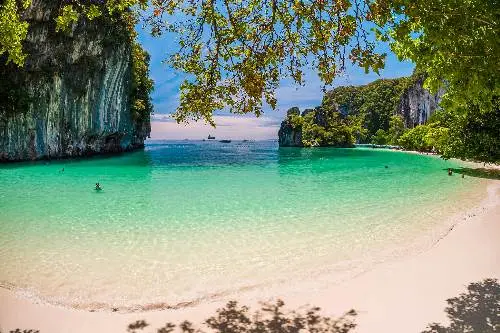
[1,178,498,332]
[0,175,489,313]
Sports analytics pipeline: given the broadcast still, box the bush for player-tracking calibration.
[371,129,388,145]
[387,115,405,145]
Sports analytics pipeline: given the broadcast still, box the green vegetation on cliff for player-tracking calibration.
[282,75,419,148]
[322,76,418,140]
[284,106,365,148]
[131,42,154,124]
[0,0,30,66]
[0,0,148,67]
[0,0,153,123]
[406,107,500,163]
[283,74,499,163]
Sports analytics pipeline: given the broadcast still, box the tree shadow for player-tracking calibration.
[127,300,357,333]
[5,281,499,333]
[446,168,500,180]
[421,278,500,333]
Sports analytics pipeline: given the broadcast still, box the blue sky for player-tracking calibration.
[136,25,415,140]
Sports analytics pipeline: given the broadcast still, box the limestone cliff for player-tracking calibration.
[0,1,151,161]
[397,76,444,128]
[278,107,303,147]
[278,76,442,147]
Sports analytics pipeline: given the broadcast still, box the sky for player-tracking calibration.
[136,23,415,140]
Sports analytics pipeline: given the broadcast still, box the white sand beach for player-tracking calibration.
[1,180,499,333]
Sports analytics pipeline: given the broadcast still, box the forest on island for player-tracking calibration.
[283,72,499,163]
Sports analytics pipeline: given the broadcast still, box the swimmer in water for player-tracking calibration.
[95,182,102,191]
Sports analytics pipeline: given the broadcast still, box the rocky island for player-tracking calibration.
[279,75,443,148]
[0,1,152,161]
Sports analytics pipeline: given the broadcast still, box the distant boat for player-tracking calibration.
[219,140,231,143]
[207,135,215,140]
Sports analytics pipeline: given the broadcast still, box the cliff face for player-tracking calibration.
[397,76,444,128]
[278,108,303,147]
[0,0,151,161]
[278,76,442,147]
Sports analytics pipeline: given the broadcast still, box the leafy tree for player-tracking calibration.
[372,0,499,163]
[299,108,363,148]
[397,122,450,153]
[0,0,31,66]
[322,76,414,141]
[397,125,432,152]
[372,0,500,117]
[143,0,498,126]
[433,104,500,163]
[387,115,405,145]
[371,129,388,145]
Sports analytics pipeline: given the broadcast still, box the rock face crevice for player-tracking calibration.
[0,1,150,161]
[397,76,444,128]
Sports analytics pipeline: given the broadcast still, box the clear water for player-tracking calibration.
[0,141,485,310]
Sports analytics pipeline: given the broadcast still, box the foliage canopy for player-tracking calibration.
[148,0,499,124]
[0,0,31,66]
[2,0,499,123]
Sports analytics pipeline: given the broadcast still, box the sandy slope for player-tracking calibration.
[1,181,498,333]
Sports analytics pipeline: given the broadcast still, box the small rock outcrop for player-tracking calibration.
[0,1,151,161]
[278,107,303,147]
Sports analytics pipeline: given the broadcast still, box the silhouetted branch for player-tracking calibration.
[422,279,500,333]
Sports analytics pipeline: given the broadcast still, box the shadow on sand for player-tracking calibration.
[447,167,500,180]
[2,280,498,333]
[421,278,500,333]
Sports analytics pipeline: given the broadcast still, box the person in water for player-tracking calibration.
[448,168,453,176]
[95,182,102,191]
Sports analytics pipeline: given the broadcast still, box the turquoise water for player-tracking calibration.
[0,141,484,310]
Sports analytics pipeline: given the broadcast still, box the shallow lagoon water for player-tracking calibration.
[0,141,485,309]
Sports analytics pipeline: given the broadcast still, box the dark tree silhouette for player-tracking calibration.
[128,300,356,333]
[422,279,500,333]
[6,280,498,333]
